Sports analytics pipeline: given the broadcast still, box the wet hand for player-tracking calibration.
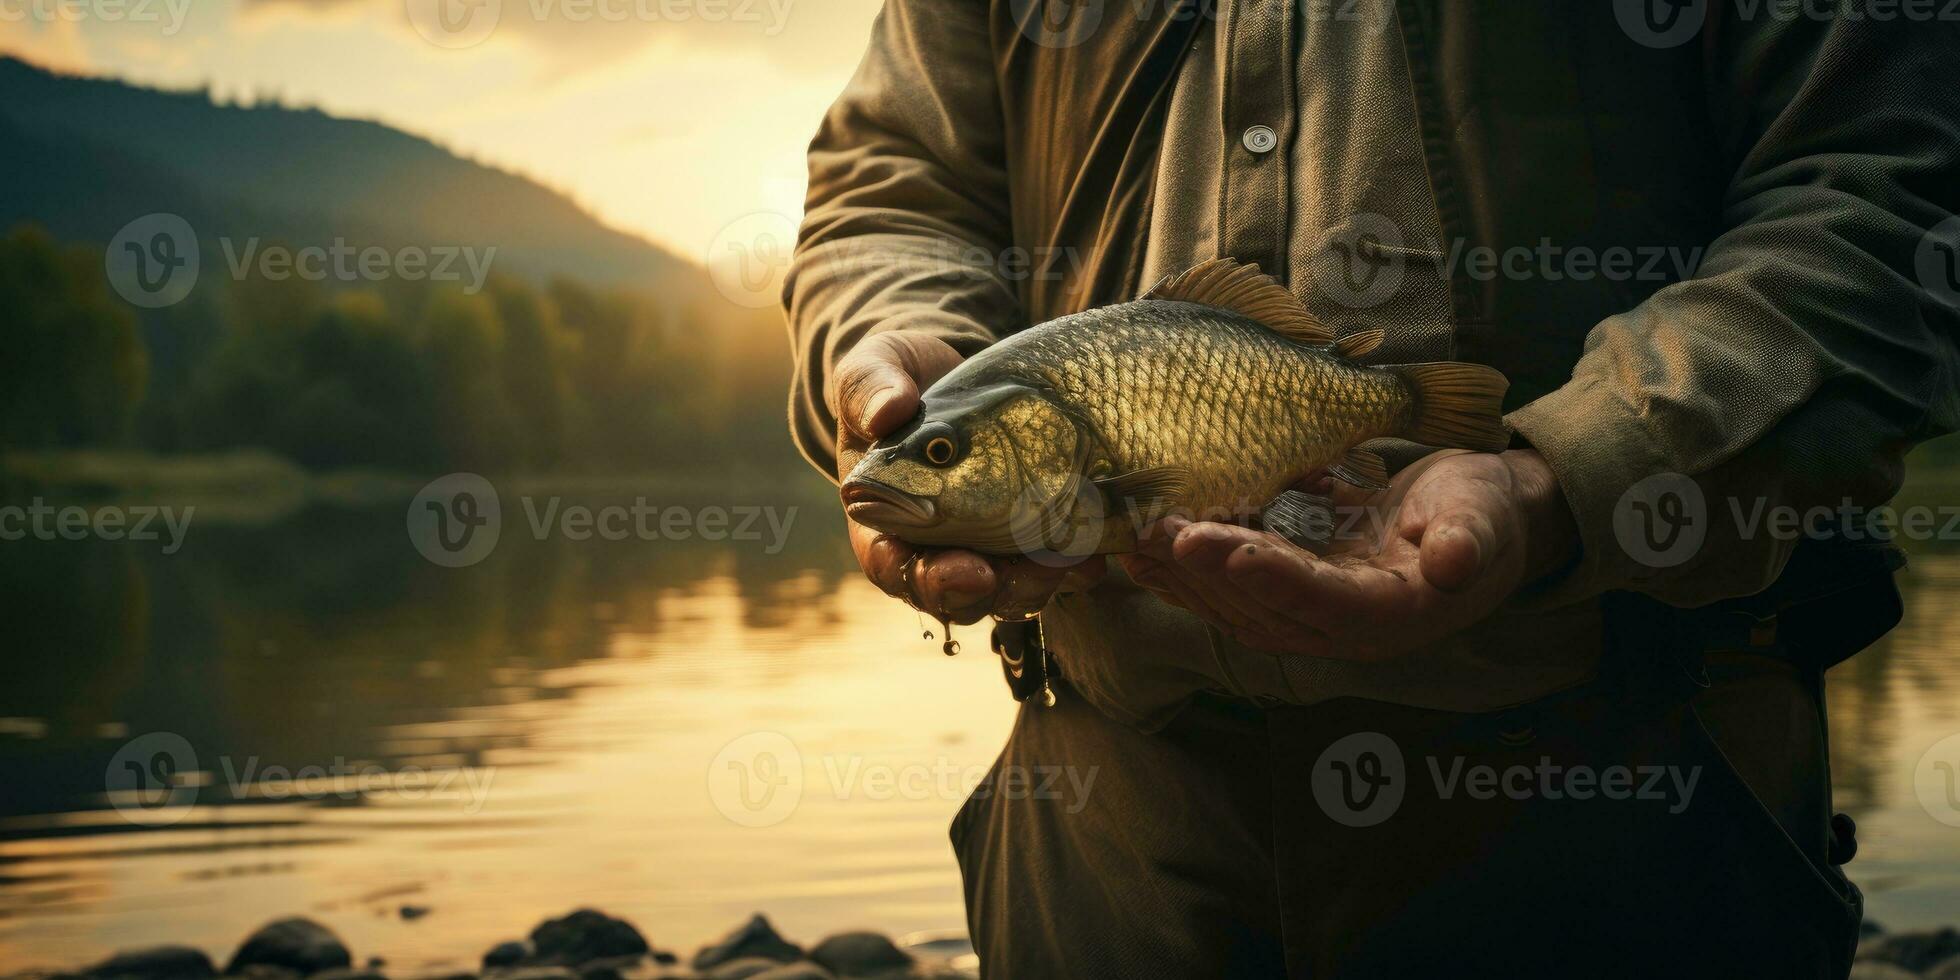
[832,331,1104,625]
[1116,449,1577,661]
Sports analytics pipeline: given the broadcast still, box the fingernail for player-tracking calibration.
[861,390,896,433]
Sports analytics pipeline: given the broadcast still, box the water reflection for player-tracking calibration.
[0,478,1026,971]
[3,473,1960,966]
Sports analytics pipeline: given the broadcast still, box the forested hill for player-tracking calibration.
[0,57,794,476]
[0,56,690,290]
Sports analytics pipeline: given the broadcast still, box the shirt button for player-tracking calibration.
[1241,125,1278,154]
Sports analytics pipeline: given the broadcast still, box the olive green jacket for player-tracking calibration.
[786,1,1959,654]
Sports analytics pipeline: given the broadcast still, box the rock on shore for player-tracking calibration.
[10,909,976,980]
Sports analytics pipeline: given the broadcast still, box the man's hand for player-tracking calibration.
[1116,449,1578,661]
[833,331,1104,625]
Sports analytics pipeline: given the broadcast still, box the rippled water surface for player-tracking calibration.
[3,478,1959,969]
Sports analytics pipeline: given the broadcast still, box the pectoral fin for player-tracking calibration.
[1327,448,1389,492]
[1094,466,1190,520]
[1260,490,1335,548]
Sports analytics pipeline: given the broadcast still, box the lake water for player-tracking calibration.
[3,471,1960,971]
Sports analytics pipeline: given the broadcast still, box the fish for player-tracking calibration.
[839,258,1509,558]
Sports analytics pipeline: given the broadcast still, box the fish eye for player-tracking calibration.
[911,421,961,467]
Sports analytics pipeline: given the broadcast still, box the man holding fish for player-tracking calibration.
[785,2,1958,977]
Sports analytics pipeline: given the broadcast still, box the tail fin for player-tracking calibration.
[1386,362,1510,452]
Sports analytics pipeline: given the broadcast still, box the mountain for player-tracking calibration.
[0,56,691,291]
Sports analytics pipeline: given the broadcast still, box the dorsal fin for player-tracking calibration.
[1143,258,1334,345]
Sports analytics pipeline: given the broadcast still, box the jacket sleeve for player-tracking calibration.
[1506,12,1960,607]
[784,0,1021,481]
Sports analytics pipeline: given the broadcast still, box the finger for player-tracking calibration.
[1132,516,1185,563]
[915,549,999,624]
[1225,539,1409,634]
[850,521,920,601]
[1420,507,1498,593]
[1168,523,1304,635]
[989,556,1071,618]
[832,332,964,441]
[1119,553,1210,615]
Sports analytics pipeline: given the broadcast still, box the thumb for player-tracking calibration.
[832,332,964,442]
[1419,507,1498,593]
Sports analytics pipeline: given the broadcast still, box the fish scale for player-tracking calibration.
[980,305,1407,509]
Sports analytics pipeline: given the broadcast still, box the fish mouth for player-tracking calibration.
[841,477,938,528]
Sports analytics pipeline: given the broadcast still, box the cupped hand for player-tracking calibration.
[1115,449,1578,660]
[833,331,1104,625]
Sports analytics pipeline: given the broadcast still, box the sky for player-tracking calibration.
[0,0,885,260]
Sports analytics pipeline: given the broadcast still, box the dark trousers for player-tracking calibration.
[951,648,1862,979]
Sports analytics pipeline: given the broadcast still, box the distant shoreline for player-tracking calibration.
[0,448,829,527]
